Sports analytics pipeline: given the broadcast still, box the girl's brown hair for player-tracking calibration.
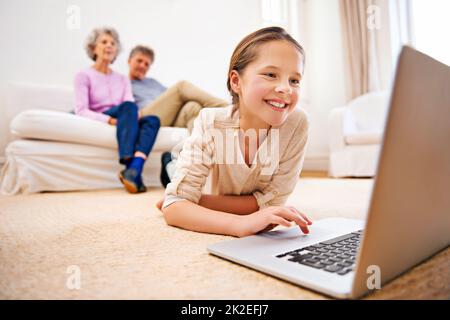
[227,26,305,105]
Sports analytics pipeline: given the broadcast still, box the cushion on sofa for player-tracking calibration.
[346,91,389,132]
[5,82,75,124]
[10,109,189,152]
[341,91,388,145]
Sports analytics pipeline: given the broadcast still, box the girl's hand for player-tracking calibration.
[108,117,117,126]
[237,206,312,237]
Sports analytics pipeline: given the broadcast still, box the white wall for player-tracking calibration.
[0,0,349,171]
[0,0,265,95]
[0,0,262,161]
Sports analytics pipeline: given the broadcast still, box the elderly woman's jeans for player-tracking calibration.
[103,101,160,164]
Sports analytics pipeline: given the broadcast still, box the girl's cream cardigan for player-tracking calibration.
[163,105,309,209]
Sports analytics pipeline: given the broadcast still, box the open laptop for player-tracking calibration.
[207,46,450,299]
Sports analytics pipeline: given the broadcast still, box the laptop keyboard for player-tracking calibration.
[275,230,363,276]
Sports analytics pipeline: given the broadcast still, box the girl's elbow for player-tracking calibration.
[161,204,180,226]
[161,201,193,228]
[161,207,174,226]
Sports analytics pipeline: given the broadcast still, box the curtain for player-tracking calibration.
[339,0,409,101]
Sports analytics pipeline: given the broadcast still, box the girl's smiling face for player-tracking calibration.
[230,40,304,129]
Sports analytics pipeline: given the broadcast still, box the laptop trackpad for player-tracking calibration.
[259,225,336,244]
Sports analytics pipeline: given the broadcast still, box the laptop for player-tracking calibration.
[207,46,450,299]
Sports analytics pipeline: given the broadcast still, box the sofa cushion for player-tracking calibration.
[347,91,389,132]
[342,91,388,145]
[5,83,75,124]
[10,109,189,152]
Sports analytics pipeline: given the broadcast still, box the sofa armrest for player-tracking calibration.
[328,106,347,152]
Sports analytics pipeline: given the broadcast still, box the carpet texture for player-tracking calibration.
[0,178,448,299]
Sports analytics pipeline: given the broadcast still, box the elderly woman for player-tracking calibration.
[74,27,160,193]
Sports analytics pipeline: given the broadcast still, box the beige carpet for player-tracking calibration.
[0,178,448,299]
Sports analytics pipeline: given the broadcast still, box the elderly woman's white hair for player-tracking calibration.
[85,27,122,63]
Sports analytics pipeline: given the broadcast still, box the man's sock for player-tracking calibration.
[128,156,145,177]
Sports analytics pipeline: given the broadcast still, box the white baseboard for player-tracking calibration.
[303,156,329,172]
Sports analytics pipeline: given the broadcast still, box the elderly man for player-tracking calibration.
[128,45,228,131]
[128,45,228,186]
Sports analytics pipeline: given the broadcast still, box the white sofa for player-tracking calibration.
[0,83,190,195]
[328,91,389,178]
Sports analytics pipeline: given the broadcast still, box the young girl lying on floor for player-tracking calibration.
[158,26,312,237]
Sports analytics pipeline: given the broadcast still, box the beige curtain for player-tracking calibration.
[339,0,393,101]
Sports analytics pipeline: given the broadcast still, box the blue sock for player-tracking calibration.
[129,157,145,176]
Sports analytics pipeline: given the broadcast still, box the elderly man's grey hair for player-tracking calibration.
[129,45,155,62]
[85,27,122,63]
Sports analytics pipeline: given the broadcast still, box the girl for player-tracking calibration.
[159,26,312,237]
[74,27,160,193]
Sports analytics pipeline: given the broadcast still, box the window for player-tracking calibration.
[411,0,450,66]
[260,0,301,41]
[261,0,288,25]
